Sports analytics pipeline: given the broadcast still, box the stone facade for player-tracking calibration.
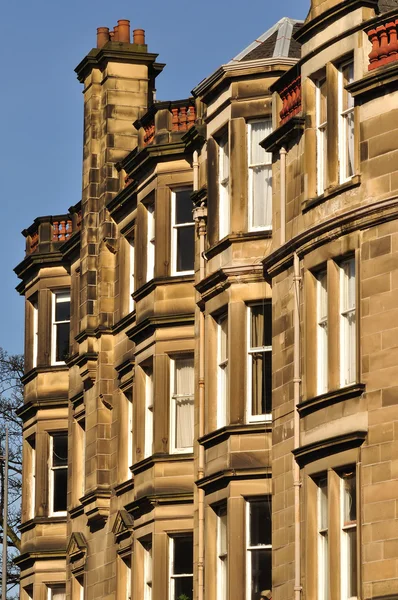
[14,3,398,600]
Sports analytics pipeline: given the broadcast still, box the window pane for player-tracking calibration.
[347,528,357,598]
[53,435,68,467]
[250,120,271,165]
[342,471,356,523]
[174,577,193,600]
[250,549,272,600]
[252,166,272,228]
[175,190,193,224]
[318,477,328,530]
[177,226,194,272]
[342,63,354,111]
[56,323,70,362]
[175,398,194,449]
[53,468,67,512]
[250,500,271,546]
[51,587,66,600]
[174,536,193,574]
[251,304,271,348]
[55,298,70,322]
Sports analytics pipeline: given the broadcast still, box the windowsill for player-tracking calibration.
[19,515,68,532]
[114,476,135,496]
[131,452,194,476]
[298,383,366,417]
[133,274,195,303]
[21,363,69,385]
[303,175,361,212]
[199,422,272,449]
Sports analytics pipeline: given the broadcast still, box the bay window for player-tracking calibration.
[172,188,194,274]
[247,120,272,230]
[49,432,68,516]
[51,291,70,365]
[247,303,272,422]
[169,535,193,600]
[246,498,272,600]
[170,356,194,453]
[217,506,228,600]
[144,365,154,459]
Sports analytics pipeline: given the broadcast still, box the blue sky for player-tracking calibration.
[0,0,309,355]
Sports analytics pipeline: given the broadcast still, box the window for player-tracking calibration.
[248,120,272,230]
[49,433,68,516]
[338,61,354,183]
[340,470,357,600]
[75,577,84,600]
[316,78,327,196]
[169,535,193,600]
[246,499,272,600]
[144,365,154,459]
[317,477,329,600]
[76,418,85,498]
[170,356,194,453]
[340,258,356,387]
[247,303,272,422]
[51,291,70,364]
[126,390,133,474]
[32,299,38,368]
[219,132,230,239]
[27,436,36,520]
[172,188,194,274]
[129,238,135,312]
[316,270,328,395]
[217,506,228,600]
[143,540,153,600]
[312,469,357,600]
[48,586,66,600]
[120,556,132,600]
[147,203,155,282]
[217,314,228,429]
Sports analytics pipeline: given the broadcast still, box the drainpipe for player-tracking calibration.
[280,147,287,246]
[293,252,302,600]
[192,149,206,600]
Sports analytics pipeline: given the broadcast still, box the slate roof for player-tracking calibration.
[228,17,303,64]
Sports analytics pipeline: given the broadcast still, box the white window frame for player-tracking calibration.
[126,391,133,475]
[219,132,230,240]
[318,477,329,600]
[339,257,356,388]
[28,437,36,520]
[129,238,135,312]
[171,188,195,276]
[338,60,355,184]
[170,356,194,454]
[32,300,38,368]
[245,499,272,600]
[247,119,273,232]
[316,269,328,395]
[144,365,154,459]
[246,304,272,423]
[340,470,357,600]
[146,203,155,282]
[76,418,85,498]
[51,291,70,366]
[217,506,228,600]
[316,78,327,196]
[168,535,193,600]
[143,541,153,600]
[217,314,228,429]
[48,433,68,517]
[47,585,66,600]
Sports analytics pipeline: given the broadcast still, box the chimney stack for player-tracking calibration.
[113,25,119,41]
[133,28,145,45]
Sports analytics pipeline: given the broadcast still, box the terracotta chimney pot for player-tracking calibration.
[133,28,145,45]
[97,27,110,48]
[117,19,130,42]
[113,25,119,41]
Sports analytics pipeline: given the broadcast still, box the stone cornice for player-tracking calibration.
[14,549,66,569]
[293,431,367,467]
[125,492,193,518]
[204,229,272,261]
[75,44,164,83]
[16,396,69,422]
[196,467,271,494]
[263,195,398,281]
[130,452,193,476]
[295,0,378,45]
[298,383,366,417]
[261,117,305,153]
[121,140,190,182]
[198,423,272,449]
[133,274,194,304]
[347,60,398,98]
[126,312,194,345]
[195,264,265,307]
[14,251,67,294]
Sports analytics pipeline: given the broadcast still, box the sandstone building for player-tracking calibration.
[14,2,398,600]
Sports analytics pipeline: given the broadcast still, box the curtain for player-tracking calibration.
[175,358,194,449]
